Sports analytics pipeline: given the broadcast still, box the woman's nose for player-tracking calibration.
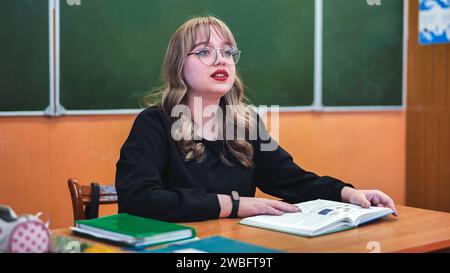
[214,51,226,66]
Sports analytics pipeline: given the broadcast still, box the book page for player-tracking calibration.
[300,199,392,225]
[248,210,337,229]
[242,200,354,233]
[344,205,393,225]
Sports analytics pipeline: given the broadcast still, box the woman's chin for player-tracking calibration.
[209,88,231,97]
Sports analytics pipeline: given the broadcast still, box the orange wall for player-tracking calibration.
[269,111,405,204]
[0,111,405,228]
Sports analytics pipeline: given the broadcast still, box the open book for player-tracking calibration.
[240,199,393,237]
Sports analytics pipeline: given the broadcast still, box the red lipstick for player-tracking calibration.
[210,69,229,82]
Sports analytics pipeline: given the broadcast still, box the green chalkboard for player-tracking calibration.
[0,0,404,113]
[0,0,49,112]
[59,0,315,110]
[322,0,404,106]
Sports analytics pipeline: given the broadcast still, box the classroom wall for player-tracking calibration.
[406,2,450,212]
[0,112,405,228]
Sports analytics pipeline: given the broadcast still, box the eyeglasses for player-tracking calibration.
[187,46,241,66]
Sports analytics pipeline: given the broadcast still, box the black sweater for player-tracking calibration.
[115,106,353,222]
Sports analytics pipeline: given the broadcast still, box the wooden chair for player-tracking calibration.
[67,178,117,222]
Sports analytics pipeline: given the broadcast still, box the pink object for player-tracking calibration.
[8,220,50,253]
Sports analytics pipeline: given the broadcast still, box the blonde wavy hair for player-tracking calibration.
[145,16,255,168]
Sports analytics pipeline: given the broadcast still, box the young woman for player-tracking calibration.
[115,16,397,222]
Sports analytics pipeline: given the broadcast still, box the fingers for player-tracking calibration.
[253,199,301,216]
[352,192,371,208]
[261,206,284,216]
[268,200,301,213]
[380,193,398,217]
[370,190,398,216]
[364,190,399,217]
[239,198,301,217]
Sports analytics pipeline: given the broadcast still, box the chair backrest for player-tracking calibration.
[67,178,117,222]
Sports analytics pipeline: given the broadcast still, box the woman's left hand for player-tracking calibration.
[341,186,398,216]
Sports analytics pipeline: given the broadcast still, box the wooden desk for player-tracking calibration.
[52,205,450,253]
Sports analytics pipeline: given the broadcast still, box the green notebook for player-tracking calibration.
[71,214,196,248]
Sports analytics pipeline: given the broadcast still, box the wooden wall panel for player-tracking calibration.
[406,1,450,212]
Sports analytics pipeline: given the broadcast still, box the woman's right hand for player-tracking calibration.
[218,194,300,218]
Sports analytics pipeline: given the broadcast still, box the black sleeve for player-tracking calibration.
[115,110,220,222]
[254,117,354,203]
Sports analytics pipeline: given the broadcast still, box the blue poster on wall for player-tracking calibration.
[419,0,450,45]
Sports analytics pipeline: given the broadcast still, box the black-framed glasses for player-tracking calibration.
[187,46,241,66]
